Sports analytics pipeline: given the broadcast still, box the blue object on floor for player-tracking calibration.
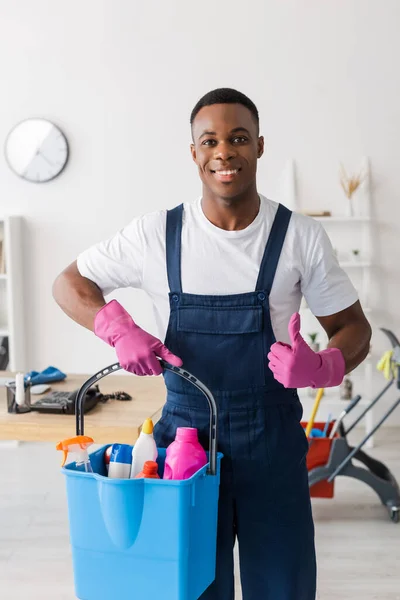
[25,366,66,385]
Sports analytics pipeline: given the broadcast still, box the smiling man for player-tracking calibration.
[53,88,371,599]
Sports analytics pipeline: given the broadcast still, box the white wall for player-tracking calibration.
[1,1,400,421]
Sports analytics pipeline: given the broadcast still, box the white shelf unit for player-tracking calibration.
[314,216,371,223]
[339,261,372,268]
[280,157,375,446]
[0,216,26,371]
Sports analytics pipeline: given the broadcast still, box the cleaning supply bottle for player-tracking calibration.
[108,443,133,479]
[56,435,94,473]
[135,460,160,479]
[15,372,26,407]
[163,427,207,480]
[104,445,112,473]
[130,418,158,478]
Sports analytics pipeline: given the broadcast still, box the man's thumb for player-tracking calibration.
[288,312,302,346]
[156,343,183,367]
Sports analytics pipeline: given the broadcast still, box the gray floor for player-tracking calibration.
[0,430,399,600]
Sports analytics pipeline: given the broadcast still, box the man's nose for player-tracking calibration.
[214,141,236,161]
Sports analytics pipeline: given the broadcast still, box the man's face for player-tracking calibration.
[191,103,264,200]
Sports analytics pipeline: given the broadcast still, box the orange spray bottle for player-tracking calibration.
[56,435,95,473]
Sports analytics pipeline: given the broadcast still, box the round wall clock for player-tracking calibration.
[4,118,69,183]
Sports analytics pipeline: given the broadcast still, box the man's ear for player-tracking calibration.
[190,143,197,163]
[257,136,264,159]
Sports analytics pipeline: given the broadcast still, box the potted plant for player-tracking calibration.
[308,333,320,352]
[351,249,360,261]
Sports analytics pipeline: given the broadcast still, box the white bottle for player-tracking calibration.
[108,443,133,479]
[130,418,158,478]
[15,373,25,407]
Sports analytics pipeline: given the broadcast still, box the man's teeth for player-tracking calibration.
[216,169,238,175]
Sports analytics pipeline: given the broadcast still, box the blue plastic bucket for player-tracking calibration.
[61,361,222,600]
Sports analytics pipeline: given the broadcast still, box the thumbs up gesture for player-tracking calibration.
[267,313,345,389]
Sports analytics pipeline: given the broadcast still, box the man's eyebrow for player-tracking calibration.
[198,127,251,141]
[230,127,251,136]
[198,130,216,140]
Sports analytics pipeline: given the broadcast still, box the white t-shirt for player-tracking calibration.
[77,195,358,344]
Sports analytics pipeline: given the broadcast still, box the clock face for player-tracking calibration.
[4,118,69,183]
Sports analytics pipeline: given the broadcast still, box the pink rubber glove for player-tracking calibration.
[267,313,345,389]
[94,300,183,376]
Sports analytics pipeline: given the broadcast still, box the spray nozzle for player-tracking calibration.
[56,435,94,468]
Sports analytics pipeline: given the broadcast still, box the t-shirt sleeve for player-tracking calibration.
[76,217,146,296]
[301,224,359,317]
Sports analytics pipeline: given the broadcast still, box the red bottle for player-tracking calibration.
[134,460,160,479]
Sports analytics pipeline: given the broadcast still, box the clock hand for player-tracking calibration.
[37,150,55,167]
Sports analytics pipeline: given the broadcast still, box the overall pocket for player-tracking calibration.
[176,305,265,391]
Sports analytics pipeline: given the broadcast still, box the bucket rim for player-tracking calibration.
[61,450,223,486]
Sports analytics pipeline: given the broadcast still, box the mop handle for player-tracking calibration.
[74,360,219,477]
[305,388,324,438]
[329,394,362,439]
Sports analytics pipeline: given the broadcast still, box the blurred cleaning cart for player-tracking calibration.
[302,328,400,522]
[60,361,222,600]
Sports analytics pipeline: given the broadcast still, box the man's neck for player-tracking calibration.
[201,186,260,231]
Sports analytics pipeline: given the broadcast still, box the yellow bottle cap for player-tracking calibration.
[142,418,154,435]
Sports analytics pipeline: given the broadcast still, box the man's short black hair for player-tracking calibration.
[190,88,259,128]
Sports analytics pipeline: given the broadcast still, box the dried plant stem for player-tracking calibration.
[340,164,365,199]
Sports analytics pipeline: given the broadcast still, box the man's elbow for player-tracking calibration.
[52,261,77,306]
[357,316,372,361]
[52,270,67,307]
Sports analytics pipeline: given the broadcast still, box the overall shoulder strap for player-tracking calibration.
[256,203,292,294]
[166,204,183,293]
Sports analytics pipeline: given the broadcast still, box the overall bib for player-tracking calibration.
[154,203,317,600]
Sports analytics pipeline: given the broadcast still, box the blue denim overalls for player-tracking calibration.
[154,202,316,600]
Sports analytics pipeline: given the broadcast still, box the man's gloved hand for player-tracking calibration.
[94,300,183,376]
[267,313,345,389]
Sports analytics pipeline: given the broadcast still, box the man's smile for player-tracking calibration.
[210,167,242,183]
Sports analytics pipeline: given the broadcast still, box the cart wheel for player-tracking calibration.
[389,507,400,523]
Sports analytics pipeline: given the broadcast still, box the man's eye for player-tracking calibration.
[232,136,248,143]
[202,139,217,146]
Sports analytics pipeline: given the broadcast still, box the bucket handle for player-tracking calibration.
[75,360,219,476]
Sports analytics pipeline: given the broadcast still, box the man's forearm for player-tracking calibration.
[327,321,371,373]
[317,302,372,374]
[52,261,106,331]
